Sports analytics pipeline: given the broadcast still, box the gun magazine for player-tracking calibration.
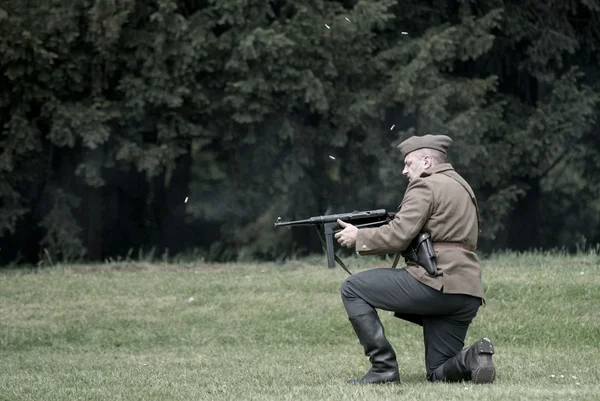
[316,226,352,275]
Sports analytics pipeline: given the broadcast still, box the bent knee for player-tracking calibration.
[340,275,358,299]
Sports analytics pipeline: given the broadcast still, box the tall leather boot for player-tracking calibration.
[435,337,496,384]
[347,312,400,384]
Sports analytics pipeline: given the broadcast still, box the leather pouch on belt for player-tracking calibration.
[401,232,437,276]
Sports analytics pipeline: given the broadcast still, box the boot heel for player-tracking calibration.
[473,338,495,384]
[476,338,494,354]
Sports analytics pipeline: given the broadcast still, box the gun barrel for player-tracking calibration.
[274,218,313,227]
[274,209,388,227]
[309,209,388,224]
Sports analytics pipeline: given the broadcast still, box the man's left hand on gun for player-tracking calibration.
[335,219,358,248]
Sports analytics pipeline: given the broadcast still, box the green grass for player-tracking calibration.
[1,251,599,400]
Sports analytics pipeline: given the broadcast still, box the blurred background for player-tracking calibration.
[1,0,599,266]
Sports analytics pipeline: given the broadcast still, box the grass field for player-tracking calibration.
[1,251,599,401]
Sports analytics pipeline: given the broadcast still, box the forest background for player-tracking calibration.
[2,0,600,266]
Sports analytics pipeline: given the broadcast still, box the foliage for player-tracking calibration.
[1,0,600,263]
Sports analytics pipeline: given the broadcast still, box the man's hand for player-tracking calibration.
[334,219,358,248]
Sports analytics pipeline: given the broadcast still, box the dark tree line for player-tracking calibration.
[1,0,600,266]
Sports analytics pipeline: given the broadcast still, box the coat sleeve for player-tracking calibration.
[355,179,434,255]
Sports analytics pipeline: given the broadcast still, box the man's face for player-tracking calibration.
[402,151,430,182]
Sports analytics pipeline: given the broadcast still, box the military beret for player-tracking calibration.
[397,134,453,157]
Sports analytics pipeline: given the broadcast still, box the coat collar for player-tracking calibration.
[420,163,454,178]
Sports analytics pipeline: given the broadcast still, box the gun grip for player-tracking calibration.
[324,223,336,268]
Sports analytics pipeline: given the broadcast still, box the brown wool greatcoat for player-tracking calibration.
[355,163,484,299]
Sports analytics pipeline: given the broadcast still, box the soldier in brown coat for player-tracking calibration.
[334,134,495,384]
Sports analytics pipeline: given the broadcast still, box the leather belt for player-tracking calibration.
[433,242,475,252]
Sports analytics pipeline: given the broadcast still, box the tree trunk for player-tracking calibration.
[506,178,541,251]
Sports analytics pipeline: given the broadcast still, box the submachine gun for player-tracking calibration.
[274,209,394,274]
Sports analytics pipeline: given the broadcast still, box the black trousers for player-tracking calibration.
[340,268,481,380]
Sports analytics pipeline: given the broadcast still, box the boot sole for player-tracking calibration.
[347,378,401,385]
[347,372,401,384]
[472,338,496,384]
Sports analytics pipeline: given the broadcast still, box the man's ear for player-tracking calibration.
[423,155,432,168]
